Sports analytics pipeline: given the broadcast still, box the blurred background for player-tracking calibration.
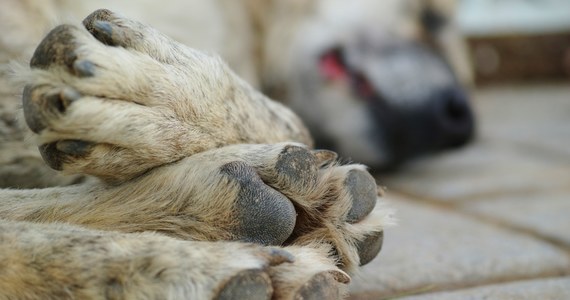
[352,0,570,298]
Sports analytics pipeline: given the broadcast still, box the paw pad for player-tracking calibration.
[216,269,272,300]
[294,271,346,300]
[345,169,377,223]
[221,161,296,246]
[275,145,318,191]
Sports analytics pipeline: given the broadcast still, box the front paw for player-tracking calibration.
[173,143,394,271]
[22,10,310,183]
[241,143,392,271]
[22,21,197,182]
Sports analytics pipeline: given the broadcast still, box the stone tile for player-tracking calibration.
[399,277,570,300]
[378,141,570,201]
[463,190,570,248]
[349,196,570,299]
[474,84,570,158]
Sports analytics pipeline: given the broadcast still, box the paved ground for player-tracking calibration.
[350,84,570,299]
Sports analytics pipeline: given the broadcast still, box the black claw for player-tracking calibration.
[91,21,117,46]
[329,270,351,284]
[39,140,92,171]
[356,231,383,266]
[55,140,93,156]
[30,25,78,69]
[22,85,42,133]
[22,85,82,133]
[23,86,64,131]
[312,149,337,168]
[82,9,114,29]
[216,269,272,300]
[39,143,63,171]
[345,169,377,223]
[60,88,81,108]
[73,60,95,77]
[45,92,66,113]
[265,248,295,265]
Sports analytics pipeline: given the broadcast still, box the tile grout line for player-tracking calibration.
[387,190,570,258]
[350,273,570,300]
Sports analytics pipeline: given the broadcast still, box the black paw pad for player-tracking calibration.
[275,145,318,189]
[356,231,383,266]
[345,169,377,223]
[22,85,81,133]
[38,140,92,171]
[294,271,347,300]
[22,85,49,133]
[220,161,296,246]
[216,269,272,300]
[30,25,79,70]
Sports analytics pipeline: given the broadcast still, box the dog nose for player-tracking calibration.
[434,87,475,147]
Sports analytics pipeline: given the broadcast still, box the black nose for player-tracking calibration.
[434,87,475,147]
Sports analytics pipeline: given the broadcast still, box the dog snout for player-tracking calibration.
[434,87,475,147]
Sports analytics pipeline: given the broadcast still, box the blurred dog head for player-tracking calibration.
[264,0,475,169]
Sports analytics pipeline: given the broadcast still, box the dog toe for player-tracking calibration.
[22,85,81,133]
[30,25,80,70]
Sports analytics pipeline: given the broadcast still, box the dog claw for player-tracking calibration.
[312,149,338,167]
[73,60,95,77]
[328,269,351,284]
[55,140,93,156]
[91,21,117,46]
[356,231,383,266]
[263,248,295,266]
[60,88,81,107]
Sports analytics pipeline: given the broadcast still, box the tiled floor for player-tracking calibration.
[350,84,570,299]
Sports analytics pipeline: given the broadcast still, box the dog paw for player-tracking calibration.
[75,143,391,271]
[3,220,348,299]
[2,221,274,299]
[154,143,393,272]
[21,10,309,183]
[229,143,390,272]
[216,245,350,300]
